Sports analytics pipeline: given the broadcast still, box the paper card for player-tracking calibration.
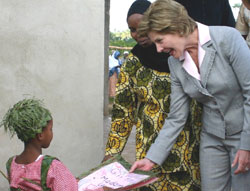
[78,162,151,191]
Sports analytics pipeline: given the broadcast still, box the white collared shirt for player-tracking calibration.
[181,22,211,80]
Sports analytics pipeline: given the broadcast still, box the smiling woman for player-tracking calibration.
[130,1,250,191]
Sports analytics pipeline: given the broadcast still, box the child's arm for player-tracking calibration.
[46,160,78,191]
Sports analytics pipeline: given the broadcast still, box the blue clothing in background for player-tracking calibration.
[109,50,122,77]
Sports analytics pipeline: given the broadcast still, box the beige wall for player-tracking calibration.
[0,0,108,189]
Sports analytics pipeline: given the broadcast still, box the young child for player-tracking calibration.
[1,98,78,191]
[236,0,250,48]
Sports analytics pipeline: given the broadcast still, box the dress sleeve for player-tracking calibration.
[105,55,138,156]
[46,160,78,191]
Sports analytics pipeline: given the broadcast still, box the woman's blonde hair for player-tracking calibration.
[138,0,197,37]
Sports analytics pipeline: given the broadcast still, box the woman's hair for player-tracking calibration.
[127,0,151,21]
[138,0,197,37]
[1,98,52,143]
[245,0,250,4]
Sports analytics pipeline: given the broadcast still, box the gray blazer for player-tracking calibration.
[146,26,250,165]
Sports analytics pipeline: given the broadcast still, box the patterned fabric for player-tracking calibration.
[7,155,78,191]
[105,54,202,191]
[236,4,250,48]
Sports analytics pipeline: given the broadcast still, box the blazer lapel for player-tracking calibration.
[200,42,216,88]
[178,40,216,97]
[182,67,212,97]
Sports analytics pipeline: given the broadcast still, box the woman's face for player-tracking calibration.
[148,31,186,59]
[127,14,152,47]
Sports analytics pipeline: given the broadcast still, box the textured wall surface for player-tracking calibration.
[0,0,106,189]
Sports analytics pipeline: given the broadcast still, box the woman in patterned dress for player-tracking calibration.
[103,0,202,190]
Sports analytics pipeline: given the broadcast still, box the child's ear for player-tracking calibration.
[36,132,44,141]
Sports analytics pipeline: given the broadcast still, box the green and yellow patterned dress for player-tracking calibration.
[105,53,202,191]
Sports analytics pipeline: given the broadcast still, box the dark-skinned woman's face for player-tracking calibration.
[127,13,152,47]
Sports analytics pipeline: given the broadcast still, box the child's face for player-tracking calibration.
[243,0,250,10]
[41,120,53,148]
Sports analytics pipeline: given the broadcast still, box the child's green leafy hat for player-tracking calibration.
[0,98,52,142]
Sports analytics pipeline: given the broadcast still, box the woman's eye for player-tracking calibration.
[155,39,162,43]
[129,28,136,33]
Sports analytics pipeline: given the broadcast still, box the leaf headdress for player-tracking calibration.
[1,98,52,143]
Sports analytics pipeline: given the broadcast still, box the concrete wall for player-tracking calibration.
[0,0,107,189]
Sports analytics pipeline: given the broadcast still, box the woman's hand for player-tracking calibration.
[129,158,155,173]
[232,149,250,174]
